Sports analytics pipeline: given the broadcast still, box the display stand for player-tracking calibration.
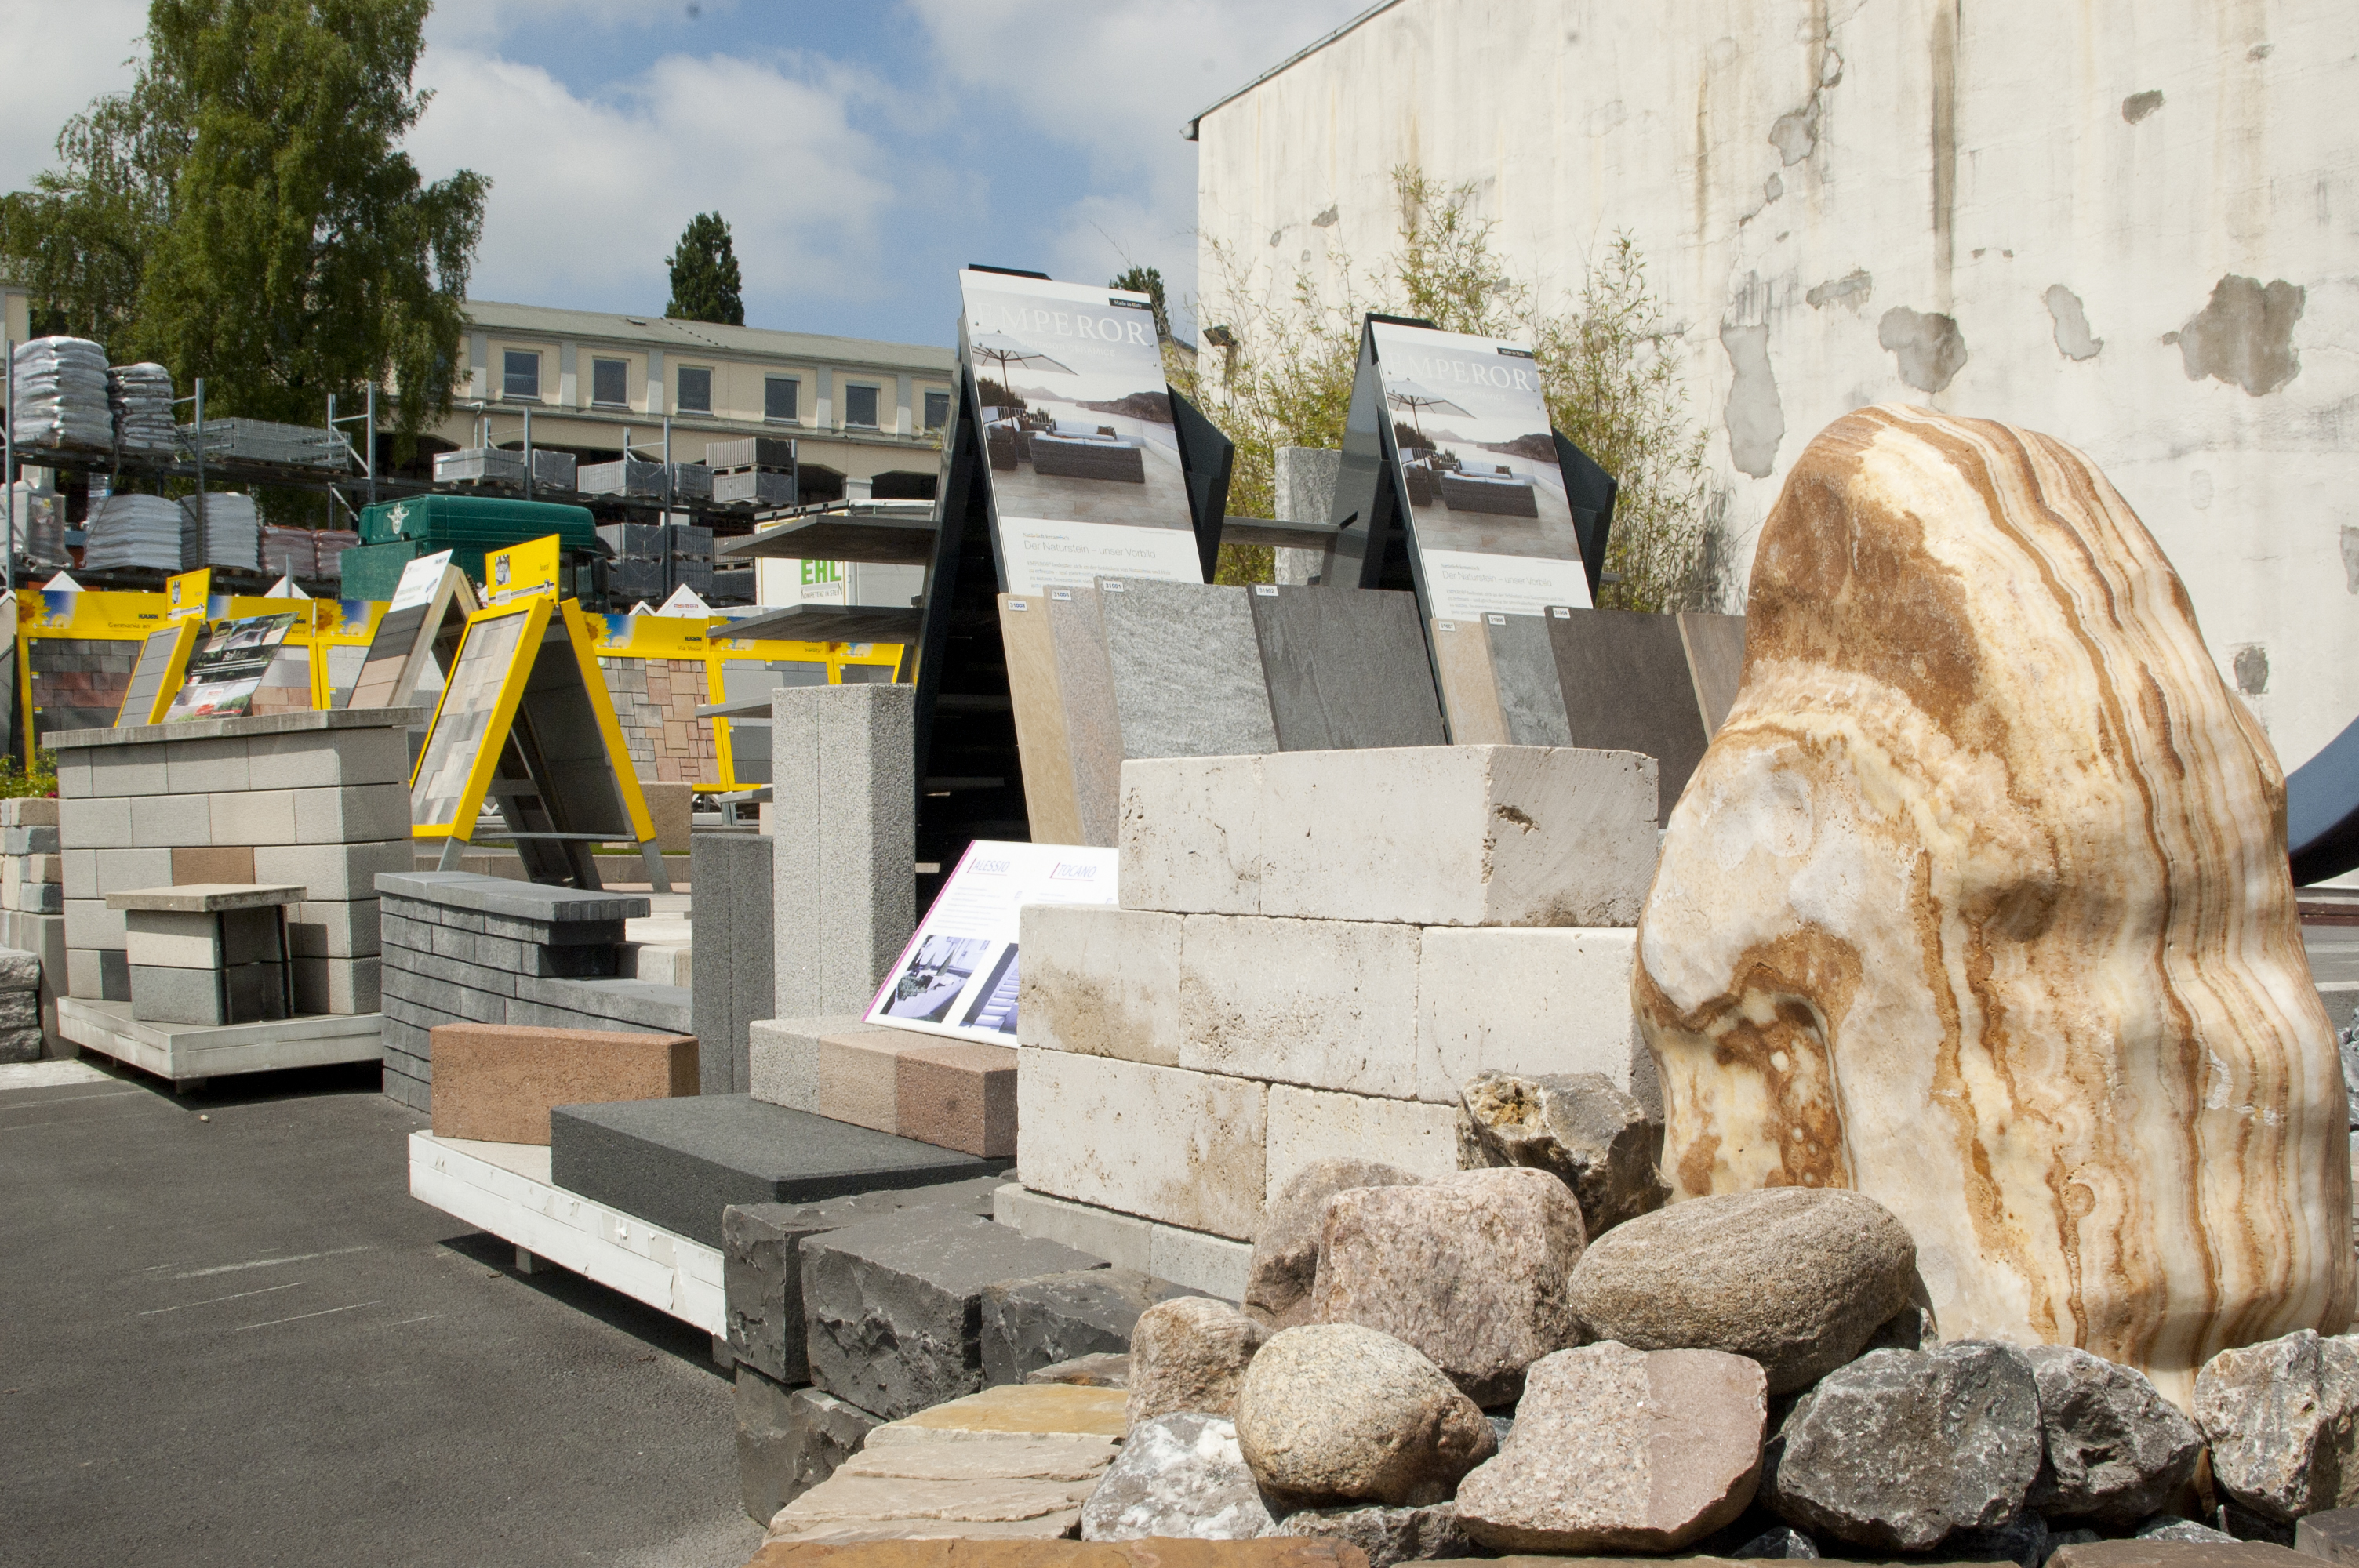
[340,550,480,710]
[409,593,670,892]
[112,620,201,727]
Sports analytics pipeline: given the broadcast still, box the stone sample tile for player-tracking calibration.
[772,684,916,1019]
[1635,405,2354,1406]
[800,1210,1106,1419]
[429,1022,697,1144]
[818,1029,929,1134]
[749,1015,879,1113]
[1081,1412,1278,1541]
[1263,1084,1459,1206]
[1016,904,1183,1065]
[736,1370,876,1527]
[1429,615,1509,746]
[1248,586,1444,753]
[1015,1049,1267,1240]
[1234,1323,1495,1506]
[1177,914,1420,1097]
[1121,746,1659,927]
[980,1266,1198,1388]
[896,1040,1016,1159]
[1486,612,1573,747]
[1049,586,1124,848]
[1001,593,1083,847]
[1097,578,1278,765]
[1416,927,1642,1101]
[1546,605,1710,804]
[1455,1342,1766,1553]
[1677,611,1747,735]
[548,1093,1003,1248]
[1113,757,1260,918]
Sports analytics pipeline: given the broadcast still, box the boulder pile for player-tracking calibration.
[1074,1072,2359,1562]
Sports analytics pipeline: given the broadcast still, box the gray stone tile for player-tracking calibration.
[1098,578,1278,762]
[1048,585,1121,848]
[1488,612,1574,746]
[1248,585,1445,751]
[729,834,776,1094]
[1547,605,1711,811]
[691,833,736,1095]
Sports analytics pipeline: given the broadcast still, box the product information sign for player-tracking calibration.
[164,612,300,720]
[165,569,211,620]
[863,839,1118,1045]
[1361,321,1594,620]
[343,550,473,710]
[956,270,1202,593]
[485,534,560,605]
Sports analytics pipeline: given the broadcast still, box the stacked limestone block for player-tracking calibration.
[0,797,67,1051]
[1001,746,1660,1298]
[52,708,420,1014]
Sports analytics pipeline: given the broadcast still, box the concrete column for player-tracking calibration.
[771,683,914,1020]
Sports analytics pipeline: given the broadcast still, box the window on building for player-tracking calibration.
[844,383,880,429]
[503,349,541,401]
[591,358,629,408]
[677,366,714,415]
[923,390,950,431]
[765,376,799,423]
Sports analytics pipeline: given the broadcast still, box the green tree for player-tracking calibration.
[2,0,489,452]
[1110,264,1170,340]
[667,212,744,326]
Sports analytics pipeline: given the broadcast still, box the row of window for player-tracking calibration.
[500,349,950,430]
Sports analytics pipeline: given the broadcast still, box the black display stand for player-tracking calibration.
[1170,388,1237,582]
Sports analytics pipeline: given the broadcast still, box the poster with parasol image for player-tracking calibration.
[1367,320,1594,620]
[958,270,1204,593]
[163,612,302,720]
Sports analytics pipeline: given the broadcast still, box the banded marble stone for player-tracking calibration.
[1634,404,2352,1406]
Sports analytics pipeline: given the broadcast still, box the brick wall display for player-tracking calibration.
[52,708,421,1013]
[29,639,139,742]
[599,657,715,783]
[0,797,67,1053]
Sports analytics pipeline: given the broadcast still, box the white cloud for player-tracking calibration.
[0,0,148,193]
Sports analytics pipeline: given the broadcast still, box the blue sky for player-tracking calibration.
[0,0,1372,350]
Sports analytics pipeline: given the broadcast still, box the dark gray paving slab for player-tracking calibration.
[1548,605,1712,811]
[1679,611,1748,735]
[376,871,649,925]
[1098,579,1278,761]
[1488,612,1574,746]
[728,834,775,1094]
[1248,586,1445,752]
[551,1094,1005,1249]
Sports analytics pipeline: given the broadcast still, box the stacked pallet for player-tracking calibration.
[260,525,314,579]
[106,363,176,453]
[579,458,712,500]
[179,492,260,570]
[10,339,111,451]
[313,530,357,583]
[598,522,713,604]
[82,495,185,572]
[707,436,798,509]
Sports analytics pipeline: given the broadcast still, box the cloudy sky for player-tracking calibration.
[1,0,1369,348]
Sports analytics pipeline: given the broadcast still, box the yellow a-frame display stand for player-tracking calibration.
[408,592,668,892]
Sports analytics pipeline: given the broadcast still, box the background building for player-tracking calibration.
[1191,0,2359,773]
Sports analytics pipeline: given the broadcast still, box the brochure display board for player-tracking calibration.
[486,535,562,606]
[114,619,201,727]
[341,550,480,711]
[163,614,302,720]
[409,595,666,890]
[865,840,1118,1044]
[955,270,1204,593]
[165,569,211,620]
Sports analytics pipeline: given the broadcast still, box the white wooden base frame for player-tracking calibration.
[60,997,383,1087]
[407,1131,725,1335]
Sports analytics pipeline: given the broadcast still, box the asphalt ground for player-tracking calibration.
[0,1058,761,1568]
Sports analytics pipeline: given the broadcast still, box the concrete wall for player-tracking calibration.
[1193,0,2359,771]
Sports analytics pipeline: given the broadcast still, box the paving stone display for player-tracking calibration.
[428,1022,696,1145]
[1427,617,1509,746]
[1048,583,1125,848]
[689,830,774,1095]
[1245,586,1444,753]
[736,1368,878,1525]
[1096,579,1279,771]
[980,1267,1201,1388]
[1486,613,1574,748]
[1000,593,1084,845]
[771,683,916,1019]
[800,1209,1107,1419]
[549,1093,1002,1248]
[1545,605,1712,805]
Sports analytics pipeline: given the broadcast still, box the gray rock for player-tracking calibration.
[1242,1158,1422,1329]
[0,945,42,993]
[2026,1345,2205,1526]
[1078,1413,1277,1541]
[2134,1514,2237,1544]
[1457,1069,1669,1236]
[1027,1352,1130,1388]
[1127,1295,1270,1427]
[1726,1523,1820,1558]
[1567,1186,1918,1394]
[1234,1323,1496,1507]
[2193,1329,2359,1523]
[980,1266,1198,1386]
[2295,1508,2359,1563]
[1276,1502,1474,1566]
[2218,1501,2298,1546]
[1762,1341,2043,1552]
[2339,1030,2359,1128]
[734,1368,878,1526]
[1310,1166,1586,1405]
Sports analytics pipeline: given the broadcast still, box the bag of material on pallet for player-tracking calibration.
[10,338,111,450]
[106,362,176,452]
[177,492,260,570]
[82,494,186,572]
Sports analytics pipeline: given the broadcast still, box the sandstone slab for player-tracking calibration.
[2193,1329,2359,1522]
[1079,1412,1278,1541]
[1310,1167,1586,1405]
[1635,405,2355,1403]
[1456,1341,1766,1554]
[762,1430,1117,1543]
[428,1022,697,1144]
[1127,1296,1271,1427]
[740,1539,1366,1568]
[1241,1158,1423,1330]
[2048,1543,2320,1568]
[1762,1341,2042,1552]
[1565,1187,1914,1393]
[1234,1323,1495,1507]
[2026,1344,2205,1526]
[1458,1069,1667,1237]
[869,1383,1129,1442]
[1027,1352,1129,1388]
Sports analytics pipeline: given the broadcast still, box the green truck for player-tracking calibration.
[341,494,603,602]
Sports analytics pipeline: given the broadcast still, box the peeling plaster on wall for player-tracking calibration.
[1311,206,1339,227]
[2045,285,2103,361]
[1930,4,1960,310]
[2122,89,2165,123]
[1765,173,1785,204]
[2234,644,2270,697]
[2342,527,2359,594]
[1806,270,1873,311]
[1769,3,1845,165]
[2165,276,2307,395]
[1720,320,1786,479]
[1878,307,1969,393]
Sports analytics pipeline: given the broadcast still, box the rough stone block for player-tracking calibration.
[131,793,213,848]
[1416,926,1643,1102]
[1016,1050,1267,1241]
[431,1022,697,1144]
[171,845,256,886]
[801,1210,1108,1419]
[748,1015,879,1112]
[293,783,410,844]
[1017,904,1183,1066]
[898,1041,1017,1158]
[1177,913,1421,1097]
[293,954,382,1015]
[1121,746,1660,927]
[981,1268,1201,1387]
[60,795,131,849]
[994,1184,1154,1275]
[209,789,297,847]
[549,1094,1004,1248]
[736,1370,878,1526]
[1264,1083,1461,1205]
[164,736,249,795]
[258,840,413,900]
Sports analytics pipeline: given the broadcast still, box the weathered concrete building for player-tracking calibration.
[1191,0,2359,771]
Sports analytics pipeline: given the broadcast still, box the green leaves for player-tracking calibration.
[666,212,745,327]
